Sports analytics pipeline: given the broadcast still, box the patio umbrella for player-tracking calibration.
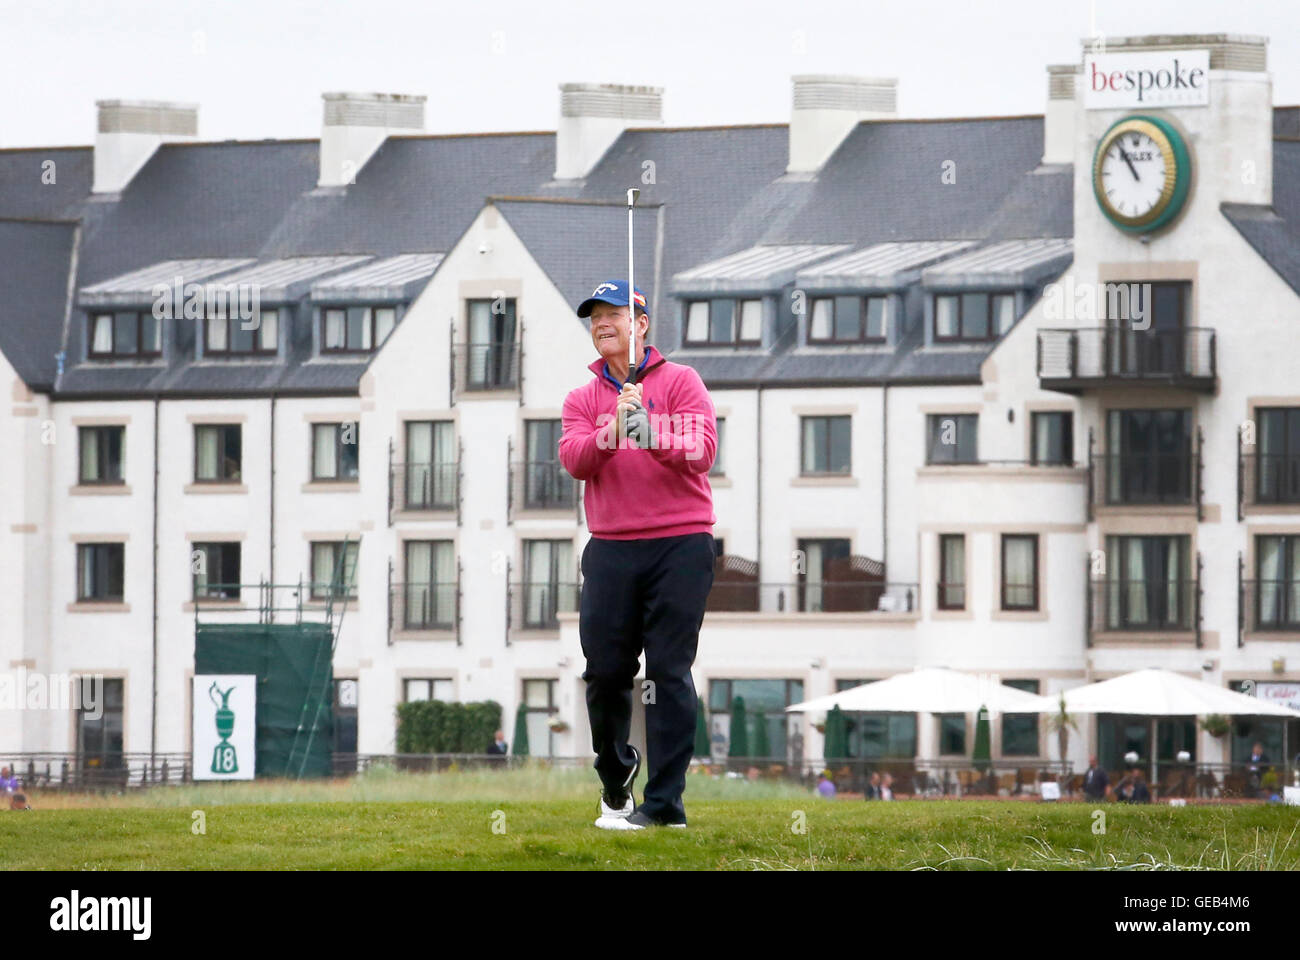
[511,701,530,757]
[728,696,749,759]
[785,667,1050,715]
[752,709,772,761]
[824,705,848,763]
[971,706,991,774]
[694,698,711,759]
[1049,669,1300,718]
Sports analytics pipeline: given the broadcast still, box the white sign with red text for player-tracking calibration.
[1255,682,1300,713]
[1084,50,1209,109]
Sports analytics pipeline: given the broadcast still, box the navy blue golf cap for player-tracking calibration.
[576,280,648,318]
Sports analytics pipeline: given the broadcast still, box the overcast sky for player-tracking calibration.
[1,0,1296,148]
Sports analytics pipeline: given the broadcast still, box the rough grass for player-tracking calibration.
[3,768,1298,870]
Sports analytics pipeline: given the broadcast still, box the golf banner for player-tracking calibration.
[193,675,257,780]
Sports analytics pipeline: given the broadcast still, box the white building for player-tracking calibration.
[3,33,1299,784]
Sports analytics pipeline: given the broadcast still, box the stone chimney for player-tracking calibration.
[1043,65,1079,165]
[319,92,426,187]
[787,75,897,174]
[93,100,198,194]
[555,83,663,181]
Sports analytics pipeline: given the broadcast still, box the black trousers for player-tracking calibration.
[579,531,715,822]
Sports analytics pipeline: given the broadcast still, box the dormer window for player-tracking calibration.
[684,299,761,346]
[809,295,887,344]
[322,305,398,353]
[88,312,161,359]
[934,292,1016,343]
[206,309,279,356]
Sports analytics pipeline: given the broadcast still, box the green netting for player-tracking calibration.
[195,622,335,778]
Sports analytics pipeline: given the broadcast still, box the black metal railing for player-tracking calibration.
[704,581,917,614]
[390,461,459,512]
[390,581,459,633]
[509,460,577,513]
[1090,452,1196,507]
[2,753,193,791]
[1240,579,1300,634]
[1038,327,1216,386]
[453,340,520,392]
[1240,452,1300,509]
[508,581,580,632]
[1088,578,1199,634]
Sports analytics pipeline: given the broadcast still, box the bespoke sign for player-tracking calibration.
[1084,50,1209,109]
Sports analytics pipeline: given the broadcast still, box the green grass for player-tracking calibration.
[4,768,1298,870]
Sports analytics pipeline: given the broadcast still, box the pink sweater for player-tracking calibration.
[559,345,717,539]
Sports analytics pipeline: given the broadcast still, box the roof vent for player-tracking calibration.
[787,75,896,174]
[319,92,425,188]
[93,100,198,194]
[554,83,663,181]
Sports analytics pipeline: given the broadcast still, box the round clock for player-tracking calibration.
[1092,115,1191,234]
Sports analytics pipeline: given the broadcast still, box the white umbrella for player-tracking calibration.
[1049,669,1300,717]
[785,667,1049,715]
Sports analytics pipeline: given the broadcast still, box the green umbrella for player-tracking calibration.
[728,696,749,759]
[751,710,772,761]
[694,697,711,759]
[824,705,849,763]
[971,705,991,774]
[511,701,530,757]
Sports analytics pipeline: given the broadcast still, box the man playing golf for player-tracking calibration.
[559,280,717,829]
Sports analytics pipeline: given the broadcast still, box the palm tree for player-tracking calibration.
[1044,694,1078,775]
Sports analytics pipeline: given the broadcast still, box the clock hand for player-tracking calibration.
[1116,144,1140,182]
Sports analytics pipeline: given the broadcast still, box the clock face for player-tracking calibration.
[1092,116,1190,234]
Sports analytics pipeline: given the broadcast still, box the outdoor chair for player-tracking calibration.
[1195,771,1219,799]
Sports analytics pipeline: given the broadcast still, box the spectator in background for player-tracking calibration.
[1082,755,1109,801]
[880,772,895,801]
[487,730,508,755]
[1246,741,1268,798]
[1115,770,1151,804]
[816,771,836,798]
[863,771,882,801]
[9,792,30,811]
[0,767,18,793]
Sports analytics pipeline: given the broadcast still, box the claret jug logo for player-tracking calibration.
[208,681,239,775]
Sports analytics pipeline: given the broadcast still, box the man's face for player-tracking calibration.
[588,302,648,362]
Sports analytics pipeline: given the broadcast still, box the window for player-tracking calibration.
[1001,534,1039,610]
[1109,281,1190,377]
[523,678,559,758]
[938,534,965,610]
[206,309,278,355]
[521,419,570,510]
[1001,680,1040,756]
[404,678,453,702]
[88,312,162,359]
[194,425,241,483]
[321,305,397,353]
[1256,408,1300,504]
[708,678,804,761]
[77,543,124,602]
[809,295,887,343]
[1106,409,1191,504]
[465,298,517,389]
[312,422,359,481]
[800,415,851,475]
[797,538,850,612]
[78,678,123,770]
[521,539,575,629]
[710,417,726,477]
[192,542,241,600]
[939,714,966,755]
[334,679,358,755]
[78,426,124,484]
[933,292,1016,342]
[927,414,978,464]
[1031,412,1073,466]
[684,299,762,346]
[404,420,455,509]
[403,540,456,629]
[1103,535,1191,630]
[311,541,359,599]
[1256,535,1300,630]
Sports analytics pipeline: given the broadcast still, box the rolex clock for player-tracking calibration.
[1092,115,1191,234]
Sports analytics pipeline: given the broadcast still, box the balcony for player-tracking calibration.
[1087,570,1202,646]
[389,458,461,521]
[1089,453,1200,514]
[506,581,580,640]
[706,580,917,614]
[388,575,461,643]
[1038,327,1216,393]
[451,335,521,397]
[508,459,578,518]
[1238,574,1300,645]
[1239,452,1300,517]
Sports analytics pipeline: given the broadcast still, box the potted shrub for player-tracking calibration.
[1200,714,1230,739]
[546,716,569,733]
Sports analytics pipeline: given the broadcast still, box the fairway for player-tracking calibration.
[3,768,1297,870]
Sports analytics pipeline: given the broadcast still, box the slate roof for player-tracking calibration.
[1222,140,1300,297]
[0,218,79,390]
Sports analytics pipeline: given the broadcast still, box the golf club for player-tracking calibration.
[626,186,640,385]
